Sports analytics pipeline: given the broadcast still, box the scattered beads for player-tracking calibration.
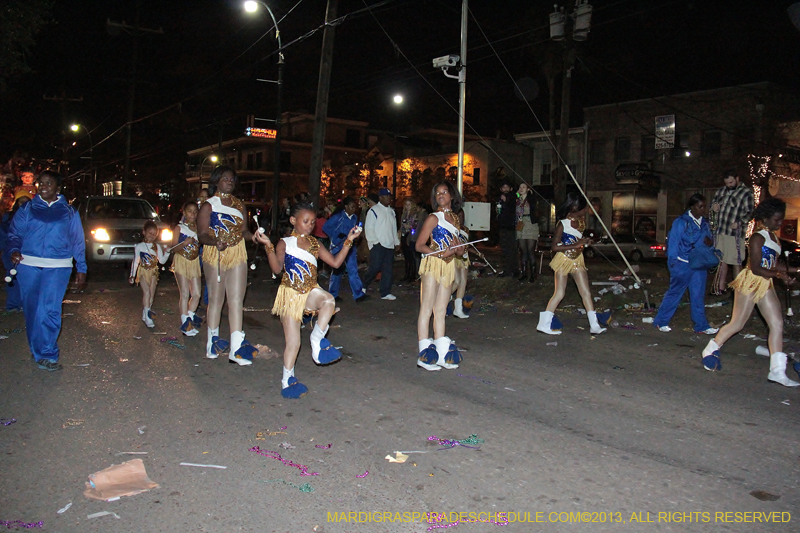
[426,514,509,531]
[249,446,320,476]
[356,471,369,478]
[314,443,332,449]
[259,478,314,493]
[0,418,16,426]
[428,434,484,450]
[0,520,43,529]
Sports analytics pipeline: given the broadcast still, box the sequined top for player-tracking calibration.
[207,195,245,247]
[130,241,168,278]
[280,236,320,294]
[176,222,199,260]
[755,228,781,270]
[427,212,461,264]
[559,217,585,260]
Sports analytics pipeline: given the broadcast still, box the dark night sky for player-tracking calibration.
[3,0,800,179]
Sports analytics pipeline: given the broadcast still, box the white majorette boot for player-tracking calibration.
[537,311,562,335]
[767,352,800,387]
[433,336,460,369]
[453,298,469,319]
[417,338,440,371]
[310,324,342,365]
[143,308,154,328]
[587,311,607,335]
[701,339,721,371]
[229,330,254,366]
[206,327,229,359]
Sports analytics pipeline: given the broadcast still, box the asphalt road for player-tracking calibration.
[0,257,798,532]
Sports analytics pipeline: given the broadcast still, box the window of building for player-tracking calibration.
[345,129,360,148]
[540,163,552,185]
[246,153,254,170]
[472,167,481,185]
[614,137,631,162]
[255,152,263,169]
[702,130,721,156]
[640,135,656,162]
[589,140,606,164]
[280,151,291,173]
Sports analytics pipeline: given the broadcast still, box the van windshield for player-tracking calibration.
[87,199,157,220]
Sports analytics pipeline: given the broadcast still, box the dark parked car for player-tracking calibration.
[584,233,666,262]
[72,196,172,262]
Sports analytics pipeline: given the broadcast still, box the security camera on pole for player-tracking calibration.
[549,0,592,205]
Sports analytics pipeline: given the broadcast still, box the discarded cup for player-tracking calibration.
[546,341,558,346]
[642,317,654,323]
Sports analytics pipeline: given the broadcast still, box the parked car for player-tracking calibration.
[584,233,666,262]
[72,196,172,262]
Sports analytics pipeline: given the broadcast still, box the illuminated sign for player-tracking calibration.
[245,127,276,139]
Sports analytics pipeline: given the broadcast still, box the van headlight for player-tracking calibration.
[91,228,111,242]
[160,228,173,242]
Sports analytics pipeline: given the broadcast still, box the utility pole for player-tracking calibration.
[107,7,163,196]
[308,0,339,209]
[549,0,592,204]
[43,93,83,177]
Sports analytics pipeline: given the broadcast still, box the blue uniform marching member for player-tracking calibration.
[653,194,718,334]
[8,170,87,371]
[702,198,800,386]
[196,166,271,366]
[264,202,362,398]
[538,192,608,336]
[415,181,467,371]
[129,221,170,328]
[322,196,366,302]
[172,201,202,336]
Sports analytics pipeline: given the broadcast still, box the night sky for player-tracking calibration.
[3,0,800,181]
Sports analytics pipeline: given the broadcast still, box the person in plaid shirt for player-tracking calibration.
[710,168,754,294]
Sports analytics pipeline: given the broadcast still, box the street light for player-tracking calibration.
[390,94,405,198]
[244,0,284,237]
[70,123,95,194]
[199,155,218,189]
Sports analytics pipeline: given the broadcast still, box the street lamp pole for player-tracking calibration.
[199,155,218,189]
[245,0,283,236]
[70,124,94,194]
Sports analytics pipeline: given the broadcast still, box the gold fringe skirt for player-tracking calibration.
[454,255,468,270]
[729,268,772,303]
[202,240,247,271]
[419,256,456,287]
[272,284,320,322]
[172,254,201,279]
[549,251,586,275]
[135,266,158,285]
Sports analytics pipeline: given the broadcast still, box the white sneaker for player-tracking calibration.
[700,327,718,335]
[381,294,396,300]
[657,326,671,332]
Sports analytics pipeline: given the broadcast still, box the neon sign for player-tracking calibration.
[245,127,276,139]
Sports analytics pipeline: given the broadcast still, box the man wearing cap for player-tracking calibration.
[362,188,400,300]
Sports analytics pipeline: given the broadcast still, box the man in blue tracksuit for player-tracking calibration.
[323,196,367,302]
[8,171,87,371]
[653,193,717,335]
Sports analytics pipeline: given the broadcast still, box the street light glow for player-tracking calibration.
[210,155,218,162]
[70,124,80,131]
[244,1,258,13]
[393,94,403,105]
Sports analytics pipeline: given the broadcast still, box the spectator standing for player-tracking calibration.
[496,181,519,277]
[362,188,400,300]
[516,183,539,282]
[0,190,32,311]
[710,169,754,294]
[400,198,420,282]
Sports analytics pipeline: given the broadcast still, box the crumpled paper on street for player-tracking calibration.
[254,344,281,359]
[83,459,158,501]
[385,452,408,463]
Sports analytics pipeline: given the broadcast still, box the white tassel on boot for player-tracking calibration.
[587,311,607,335]
[453,298,469,319]
[767,352,800,387]
[206,327,220,359]
[536,311,561,335]
[433,337,458,369]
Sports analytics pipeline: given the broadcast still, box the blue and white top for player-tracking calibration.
[280,236,319,294]
[207,195,245,247]
[176,222,199,260]
[559,218,583,246]
[130,242,169,278]
[757,229,781,269]
[428,212,460,263]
